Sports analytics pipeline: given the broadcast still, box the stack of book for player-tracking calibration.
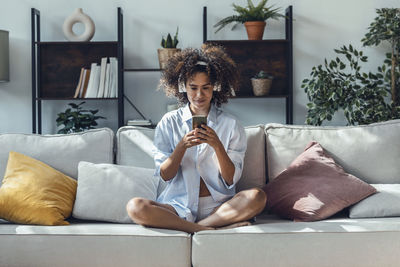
[73,57,118,98]
[127,119,152,126]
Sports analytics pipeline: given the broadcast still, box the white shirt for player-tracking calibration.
[153,103,247,222]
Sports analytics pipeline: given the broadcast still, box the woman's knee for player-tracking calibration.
[241,187,267,210]
[126,197,152,223]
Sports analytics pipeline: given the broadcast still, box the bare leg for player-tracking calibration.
[126,197,214,233]
[197,187,267,228]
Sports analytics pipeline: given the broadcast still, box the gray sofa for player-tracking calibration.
[1,120,400,267]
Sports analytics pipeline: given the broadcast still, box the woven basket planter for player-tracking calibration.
[251,78,273,96]
[157,48,181,69]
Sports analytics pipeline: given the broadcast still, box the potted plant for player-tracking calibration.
[302,8,400,126]
[251,70,274,96]
[214,0,285,40]
[157,27,180,69]
[56,102,106,134]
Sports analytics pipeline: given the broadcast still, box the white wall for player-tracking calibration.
[0,0,398,134]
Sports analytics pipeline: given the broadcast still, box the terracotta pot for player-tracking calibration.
[251,78,272,96]
[157,48,181,69]
[244,21,266,40]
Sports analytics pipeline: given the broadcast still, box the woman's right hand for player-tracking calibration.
[160,130,200,181]
[180,130,201,149]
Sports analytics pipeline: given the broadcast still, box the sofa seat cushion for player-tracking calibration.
[192,213,400,267]
[0,218,191,267]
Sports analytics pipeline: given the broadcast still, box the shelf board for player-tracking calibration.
[36,97,118,100]
[35,41,118,45]
[232,94,289,99]
[206,39,289,44]
[124,68,162,72]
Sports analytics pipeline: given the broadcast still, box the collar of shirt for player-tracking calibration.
[181,103,218,126]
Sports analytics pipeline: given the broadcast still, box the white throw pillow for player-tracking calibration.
[349,184,400,218]
[72,161,159,223]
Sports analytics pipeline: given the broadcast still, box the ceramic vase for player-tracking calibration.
[63,8,95,41]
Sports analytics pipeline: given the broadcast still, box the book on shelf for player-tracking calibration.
[80,69,91,98]
[75,57,118,99]
[109,57,118,98]
[85,63,100,98]
[73,68,85,98]
[127,119,152,126]
[97,57,108,98]
[103,62,111,98]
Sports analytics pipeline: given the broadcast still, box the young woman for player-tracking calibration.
[126,44,267,233]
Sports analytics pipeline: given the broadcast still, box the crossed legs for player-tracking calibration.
[126,187,267,233]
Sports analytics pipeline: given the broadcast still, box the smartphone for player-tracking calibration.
[192,115,207,130]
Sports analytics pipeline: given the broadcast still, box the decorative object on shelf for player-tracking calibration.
[0,30,9,82]
[213,0,285,40]
[157,27,181,69]
[56,102,106,134]
[251,70,273,96]
[126,119,152,126]
[63,8,95,41]
[302,8,400,126]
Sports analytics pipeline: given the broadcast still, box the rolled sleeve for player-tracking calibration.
[219,121,247,189]
[152,119,173,178]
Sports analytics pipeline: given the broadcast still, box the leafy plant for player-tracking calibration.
[361,8,400,105]
[214,0,285,33]
[161,27,179,48]
[56,102,106,134]
[253,70,274,79]
[302,8,400,126]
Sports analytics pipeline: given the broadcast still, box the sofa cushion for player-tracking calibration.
[72,162,159,223]
[0,152,77,225]
[349,184,400,218]
[192,213,400,267]
[0,218,191,267]
[263,142,376,221]
[0,128,114,182]
[116,125,266,192]
[265,119,400,183]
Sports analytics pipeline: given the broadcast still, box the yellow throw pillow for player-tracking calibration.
[0,151,77,225]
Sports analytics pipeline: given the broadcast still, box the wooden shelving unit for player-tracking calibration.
[31,8,124,134]
[203,6,293,124]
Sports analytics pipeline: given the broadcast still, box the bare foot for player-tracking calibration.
[216,221,252,230]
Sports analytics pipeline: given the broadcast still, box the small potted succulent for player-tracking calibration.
[251,70,274,96]
[157,27,181,69]
[56,102,106,134]
[214,0,285,40]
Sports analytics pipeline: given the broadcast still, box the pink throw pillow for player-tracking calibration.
[263,141,376,222]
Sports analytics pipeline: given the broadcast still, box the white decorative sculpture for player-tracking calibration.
[63,8,95,41]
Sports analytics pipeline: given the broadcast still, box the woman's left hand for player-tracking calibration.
[194,125,222,149]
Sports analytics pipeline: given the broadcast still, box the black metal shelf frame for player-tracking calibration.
[202,6,293,124]
[31,7,125,134]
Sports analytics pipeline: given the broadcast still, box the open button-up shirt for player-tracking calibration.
[153,103,247,222]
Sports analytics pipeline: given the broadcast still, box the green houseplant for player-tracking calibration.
[214,0,285,40]
[56,102,106,134]
[158,27,181,69]
[251,70,274,96]
[302,8,400,126]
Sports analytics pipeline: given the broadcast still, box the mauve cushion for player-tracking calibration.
[263,141,377,222]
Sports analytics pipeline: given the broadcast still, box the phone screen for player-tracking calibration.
[192,115,207,129]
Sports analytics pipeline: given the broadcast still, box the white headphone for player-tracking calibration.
[178,61,235,96]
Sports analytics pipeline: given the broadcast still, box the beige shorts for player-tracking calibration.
[196,196,221,222]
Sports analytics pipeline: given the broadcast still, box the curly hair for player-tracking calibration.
[159,43,240,107]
